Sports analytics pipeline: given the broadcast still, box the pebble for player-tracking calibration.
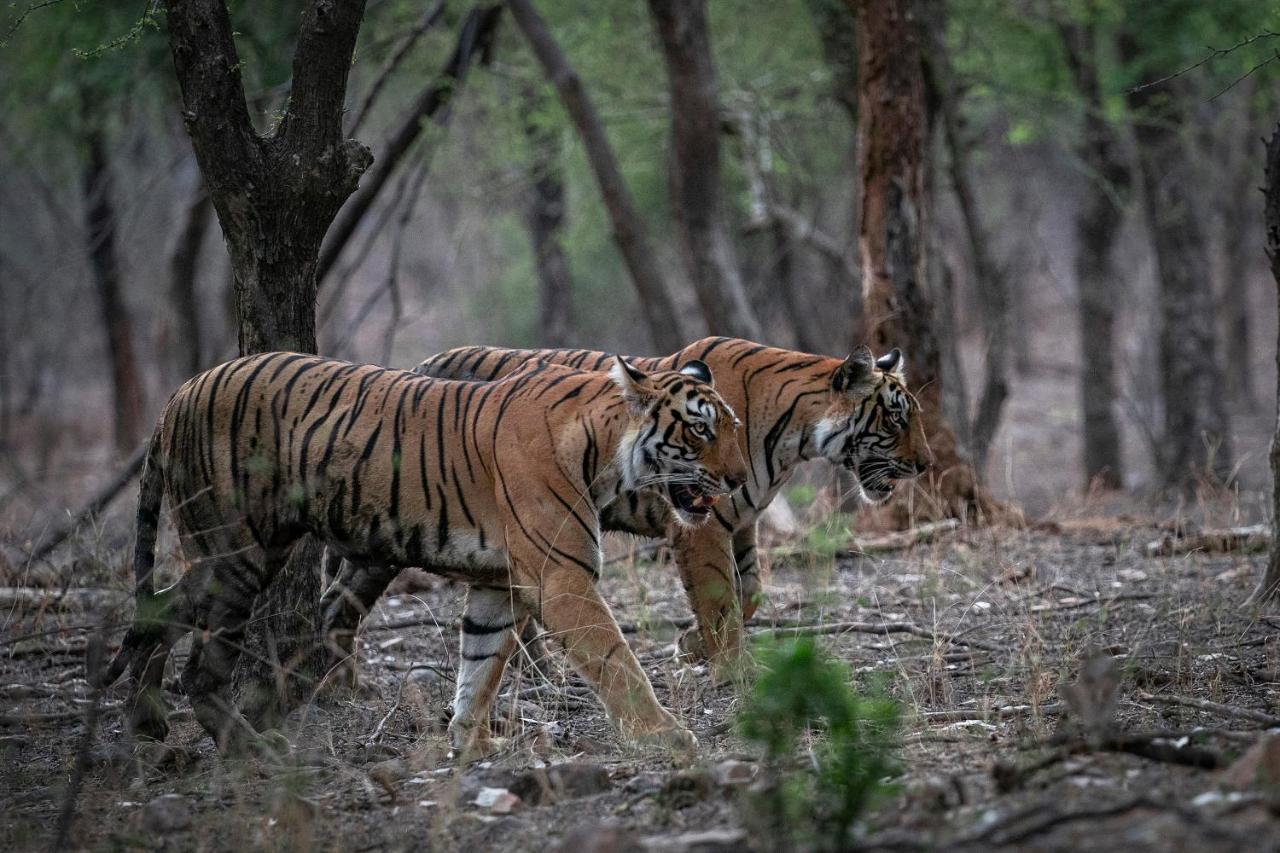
[142,793,192,834]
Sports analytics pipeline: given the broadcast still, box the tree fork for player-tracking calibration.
[165,0,373,724]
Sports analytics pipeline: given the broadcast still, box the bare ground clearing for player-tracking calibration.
[2,521,1279,851]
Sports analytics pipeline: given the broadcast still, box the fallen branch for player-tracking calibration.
[1138,691,1280,727]
[28,445,146,563]
[0,587,129,612]
[769,618,999,652]
[1144,525,1269,557]
[770,519,961,561]
[920,702,1064,724]
[0,703,120,727]
[994,730,1226,792]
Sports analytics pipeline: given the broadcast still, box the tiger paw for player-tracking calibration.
[677,628,709,662]
[127,691,172,744]
[629,724,699,757]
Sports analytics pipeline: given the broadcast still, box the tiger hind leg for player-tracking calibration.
[448,586,528,757]
[123,581,198,742]
[319,558,401,690]
[180,552,271,755]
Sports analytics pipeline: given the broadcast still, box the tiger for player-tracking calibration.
[404,337,932,678]
[92,352,746,756]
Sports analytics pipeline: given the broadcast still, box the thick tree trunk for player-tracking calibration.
[521,85,574,347]
[1127,79,1233,491]
[851,0,996,520]
[167,0,372,726]
[167,185,212,381]
[647,0,762,340]
[1062,22,1128,491]
[509,0,684,352]
[81,121,145,456]
[1253,123,1280,605]
[317,5,502,284]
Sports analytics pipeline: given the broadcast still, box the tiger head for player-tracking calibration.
[610,357,748,526]
[813,347,931,503]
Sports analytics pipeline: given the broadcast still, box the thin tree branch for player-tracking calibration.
[348,0,447,136]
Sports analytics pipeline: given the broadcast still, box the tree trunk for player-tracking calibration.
[167,0,373,726]
[851,0,996,521]
[1220,91,1260,410]
[167,184,212,382]
[508,0,685,352]
[1252,123,1280,605]
[1127,77,1233,491]
[1062,22,1128,491]
[521,85,575,347]
[807,0,859,126]
[647,0,762,341]
[317,5,503,284]
[81,119,145,456]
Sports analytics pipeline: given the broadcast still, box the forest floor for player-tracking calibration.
[3,511,1280,851]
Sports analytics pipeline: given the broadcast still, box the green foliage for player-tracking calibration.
[738,637,900,851]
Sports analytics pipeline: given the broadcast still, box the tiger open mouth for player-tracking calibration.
[851,458,896,504]
[667,482,721,518]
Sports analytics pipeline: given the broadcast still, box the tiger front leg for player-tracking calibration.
[670,523,746,685]
[522,560,696,753]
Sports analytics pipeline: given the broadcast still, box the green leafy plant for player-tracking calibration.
[738,637,900,851]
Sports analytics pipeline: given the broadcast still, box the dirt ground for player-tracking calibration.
[3,509,1280,852]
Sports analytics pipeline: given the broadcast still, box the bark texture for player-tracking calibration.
[647,0,761,340]
[1127,78,1233,491]
[167,0,372,724]
[522,86,575,347]
[509,0,684,352]
[1252,124,1280,605]
[852,0,998,521]
[81,120,145,455]
[1062,22,1128,491]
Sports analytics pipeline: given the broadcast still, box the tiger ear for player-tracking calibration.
[876,348,904,378]
[610,356,657,411]
[679,359,713,386]
[832,346,876,394]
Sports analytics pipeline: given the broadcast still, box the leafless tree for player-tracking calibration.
[521,84,575,347]
[166,182,212,382]
[921,12,1011,474]
[1061,21,1129,491]
[317,5,503,285]
[1126,72,1233,491]
[508,0,685,352]
[80,104,145,456]
[166,0,373,724]
[647,0,762,340]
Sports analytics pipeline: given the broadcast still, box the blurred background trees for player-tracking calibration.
[2,0,1279,527]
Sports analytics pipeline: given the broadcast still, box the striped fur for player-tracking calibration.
[94,352,745,755]
[413,338,930,678]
